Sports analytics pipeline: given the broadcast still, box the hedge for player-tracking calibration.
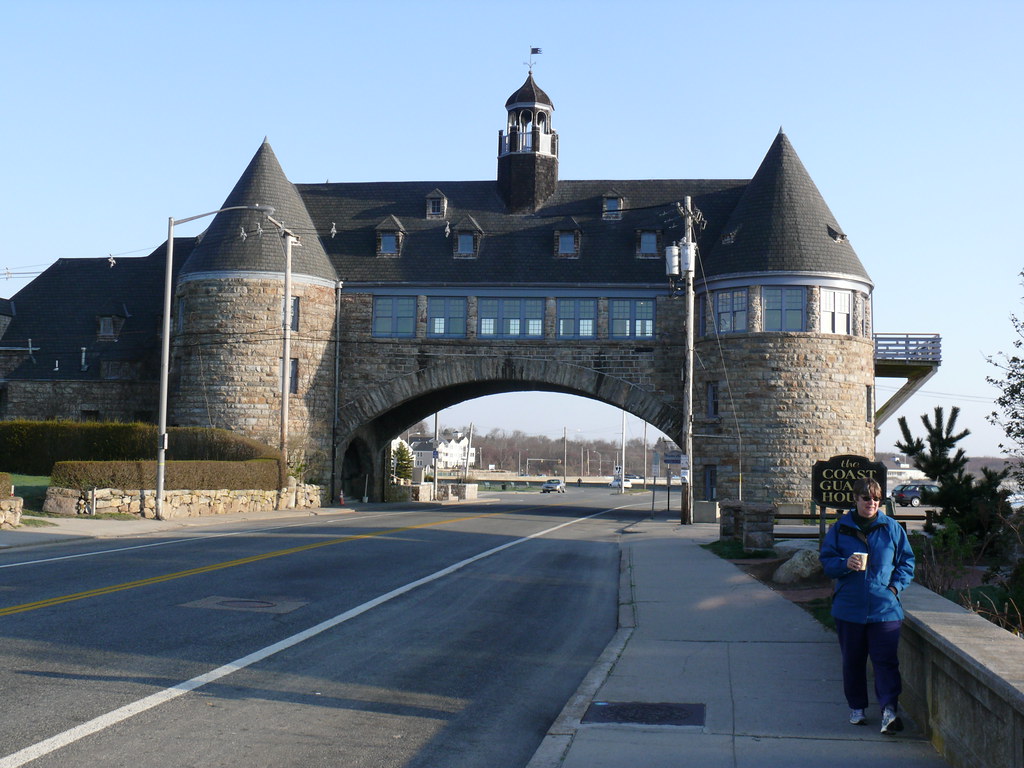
[0,473,10,498]
[50,459,282,493]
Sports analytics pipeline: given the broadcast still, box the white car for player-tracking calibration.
[541,478,566,493]
[609,478,633,489]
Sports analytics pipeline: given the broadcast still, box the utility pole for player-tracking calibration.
[667,196,698,524]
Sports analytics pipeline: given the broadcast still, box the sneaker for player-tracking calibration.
[849,708,866,725]
[880,706,903,734]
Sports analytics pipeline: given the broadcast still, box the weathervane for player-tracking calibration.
[525,46,542,73]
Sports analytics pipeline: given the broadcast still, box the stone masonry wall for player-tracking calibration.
[43,483,322,518]
[172,276,337,483]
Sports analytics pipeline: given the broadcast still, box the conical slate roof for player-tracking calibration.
[505,73,553,109]
[702,132,870,283]
[179,141,336,282]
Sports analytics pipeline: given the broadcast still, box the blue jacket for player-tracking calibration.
[819,511,915,624]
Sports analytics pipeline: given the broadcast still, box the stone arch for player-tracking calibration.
[334,355,683,501]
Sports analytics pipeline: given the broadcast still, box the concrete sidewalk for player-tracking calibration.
[527,514,949,768]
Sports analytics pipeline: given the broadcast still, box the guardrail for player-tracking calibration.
[874,333,942,363]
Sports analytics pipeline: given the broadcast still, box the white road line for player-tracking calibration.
[0,509,607,767]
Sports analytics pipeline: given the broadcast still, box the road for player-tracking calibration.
[0,490,647,767]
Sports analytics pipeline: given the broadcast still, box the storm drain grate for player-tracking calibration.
[582,701,706,727]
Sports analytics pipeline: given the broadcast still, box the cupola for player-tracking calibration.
[497,73,559,213]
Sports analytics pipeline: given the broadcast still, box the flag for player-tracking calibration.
[531,47,542,55]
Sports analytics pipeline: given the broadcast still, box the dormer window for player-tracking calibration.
[636,230,660,258]
[555,218,582,258]
[452,216,483,259]
[97,315,123,341]
[375,215,406,257]
[426,189,448,220]
[602,192,623,220]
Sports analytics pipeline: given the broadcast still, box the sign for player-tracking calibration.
[663,451,685,466]
[811,454,887,509]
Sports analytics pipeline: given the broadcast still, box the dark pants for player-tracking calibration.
[835,618,903,710]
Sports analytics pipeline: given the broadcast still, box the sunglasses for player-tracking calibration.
[858,495,880,502]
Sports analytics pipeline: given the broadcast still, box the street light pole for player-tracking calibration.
[156,204,273,521]
[265,214,299,477]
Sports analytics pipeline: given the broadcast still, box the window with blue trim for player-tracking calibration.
[372,296,416,337]
[427,297,467,337]
[557,299,597,338]
[714,289,747,333]
[764,287,806,331]
[478,298,544,338]
[609,299,654,338]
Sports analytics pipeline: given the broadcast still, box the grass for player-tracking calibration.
[7,474,135,521]
[9,474,49,514]
[701,538,777,560]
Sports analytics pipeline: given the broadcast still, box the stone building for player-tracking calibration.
[0,73,939,503]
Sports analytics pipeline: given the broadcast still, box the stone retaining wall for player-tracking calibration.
[901,584,1024,768]
[1,496,23,528]
[42,484,322,519]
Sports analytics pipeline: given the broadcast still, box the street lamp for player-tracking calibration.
[156,204,274,520]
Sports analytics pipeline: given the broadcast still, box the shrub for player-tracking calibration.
[50,459,281,492]
[0,472,10,498]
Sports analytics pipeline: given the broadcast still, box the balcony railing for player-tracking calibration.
[874,333,942,363]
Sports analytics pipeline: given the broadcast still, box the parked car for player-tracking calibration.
[893,482,940,507]
[886,483,911,501]
[540,478,566,493]
[609,478,633,489]
[624,473,643,481]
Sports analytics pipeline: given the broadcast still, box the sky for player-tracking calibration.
[2,0,1022,458]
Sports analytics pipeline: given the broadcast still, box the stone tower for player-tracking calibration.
[170,141,339,482]
[691,131,876,503]
[497,72,559,213]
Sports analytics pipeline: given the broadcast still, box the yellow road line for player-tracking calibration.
[0,510,509,617]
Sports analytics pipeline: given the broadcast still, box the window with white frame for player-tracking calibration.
[427,297,467,337]
[557,299,597,338]
[372,296,416,337]
[820,289,851,334]
[478,298,544,338]
[609,299,654,338]
[763,287,806,331]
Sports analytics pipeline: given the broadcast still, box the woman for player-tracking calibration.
[819,477,915,734]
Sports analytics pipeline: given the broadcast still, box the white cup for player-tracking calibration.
[853,552,868,571]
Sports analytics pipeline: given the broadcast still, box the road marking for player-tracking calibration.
[0,509,425,570]
[0,510,512,617]
[0,509,607,768]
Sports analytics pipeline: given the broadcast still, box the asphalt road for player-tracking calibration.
[0,491,645,767]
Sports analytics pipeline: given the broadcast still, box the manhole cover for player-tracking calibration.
[582,701,706,726]
[181,595,308,614]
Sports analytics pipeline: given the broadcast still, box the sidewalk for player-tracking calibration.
[527,513,950,768]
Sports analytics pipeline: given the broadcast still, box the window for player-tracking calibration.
[603,195,622,220]
[379,233,399,255]
[372,296,416,337]
[764,287,806,331]
[427,297,467,337]
[478,298,544,338]
[426,191,447,219]
[637,231,659,257]
[866,385,874,423]
[706,381,720,417]
[714,290,747,334]
[704,465,718,501]
[290,296,300,332]
[609,299,654,338]
[456,232,476,257]
[557,299,597,338]
[820,289,851,334]
[557,231,578,256]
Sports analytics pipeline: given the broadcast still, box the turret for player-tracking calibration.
[497,73,558,213]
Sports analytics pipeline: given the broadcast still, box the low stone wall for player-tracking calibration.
[719,499,775,551]
[901,584,1024,768]
[1,496,23,528]
[409,483,479,502]
[43,484,322,519]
